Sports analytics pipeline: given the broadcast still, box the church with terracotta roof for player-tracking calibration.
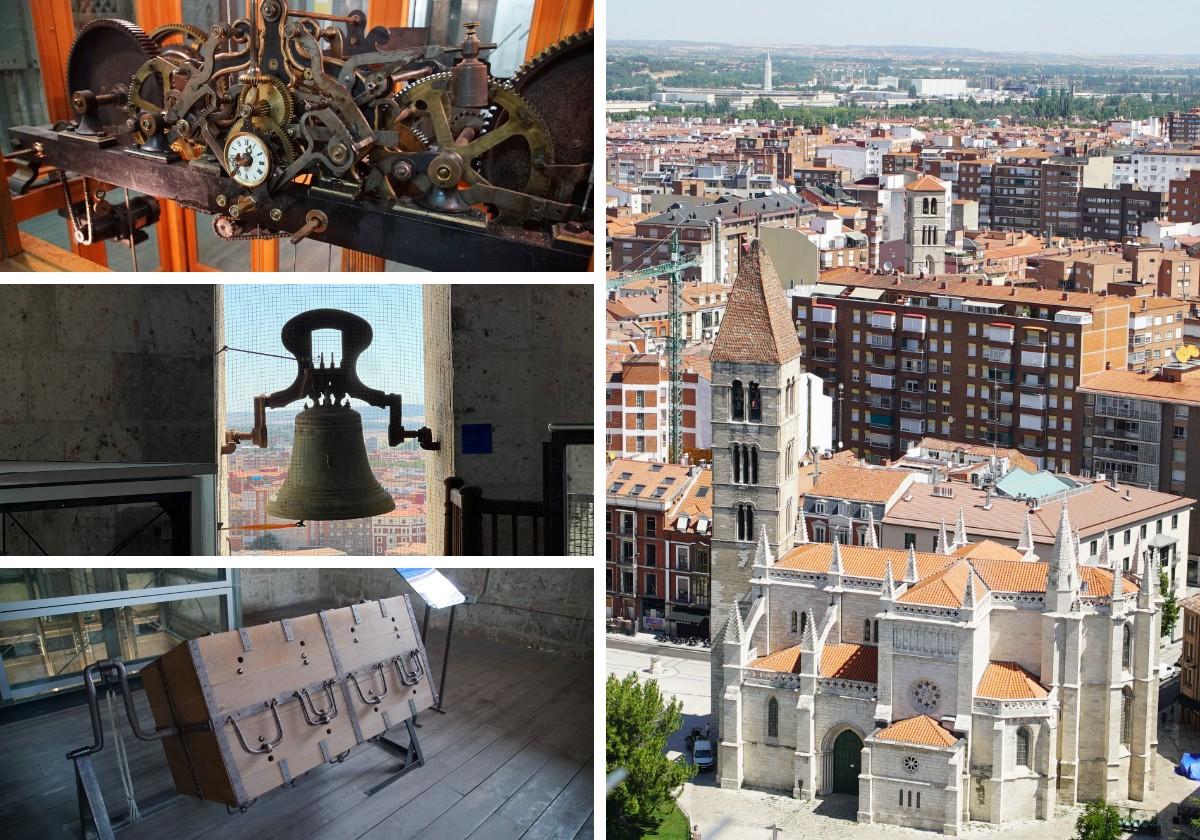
[708,242,1163,834]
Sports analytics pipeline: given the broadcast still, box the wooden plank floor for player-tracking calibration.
[0,632,593,840]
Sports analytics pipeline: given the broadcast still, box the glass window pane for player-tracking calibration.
[0,569,225,603]
[0,3,49,153]
[0,595,228,696]
[0,498,193,556]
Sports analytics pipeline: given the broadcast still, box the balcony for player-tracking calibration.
[812,329,837,344]
[899,338,924,353]
[1019,392,1047,410]
[900,398,925,414]
[868,373,896,390]
[1021,349,1049,367]
[868,396,894,409]
[900,418,926,435]
[902,315,927,334]
[812,348,838,362]
[868,412,894,429]
[985,348,1012,364]
[1020,377,1046,390]
[868,357,897,371]
[868,335,895,350]
[1018,413,1045,431]
[866,432,894,448]
[868,311,897,330]
[986,323,1015,343]
[988,371,1015,384]
[1093,400,1160,422]
[1095,446,1150,464]
[995,391,1015,406]
[811,304,837,324]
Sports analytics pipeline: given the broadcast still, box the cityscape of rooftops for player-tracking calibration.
[604,3,1200,839]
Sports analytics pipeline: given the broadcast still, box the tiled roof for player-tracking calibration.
[875,715,958,748]
[952,539,1025,562]
[1080,565,1137,596]
[911,437,1038,474]
[1080,369,1200,408]
[882,480,1193,545]
[606,458,692,504]
[710,240,801,365]
[905,175,948,192]
[808,464,911,504]
[775,543,953,580]
[749,643,803,673]
[670,469,713,532]
[819,643,878,682]
[976,661,1048,700]
[896,560,972,607]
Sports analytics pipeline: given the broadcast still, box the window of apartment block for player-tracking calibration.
[853,311,861,323]
[1173,514,1180,530]
[645,516,656,536]
[645,575,657,596]
[1125,530,1132,545]
[967,384,976,398]
[1176,426,1189,440]
[1175,449,1187,463]
[968,364,976,378]
[942,361,951,374]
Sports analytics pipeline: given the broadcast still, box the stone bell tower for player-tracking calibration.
[709,239,804,743]
[904,175,948,276]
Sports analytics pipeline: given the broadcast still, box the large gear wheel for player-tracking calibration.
[396,74,555,217]
[237,73,294,131]
[149,23,208,48]
[509,29,592,169]
[66,19,159,135]
[129,55,180,119]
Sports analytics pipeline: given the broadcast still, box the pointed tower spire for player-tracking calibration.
[1137,534,1155,609]
[1098,531,1111,569]
[882,558,896,601]
[1049,502,1075,602]
[864,506,879,548]
[710,239,801,366]
[963,568,978,610]
[724,605,745,645]
[937,519,952,555]
[905,545,919,584]
[799,608,816,652]
[795,504,809,546]
[1074,527,1083,564]
[1111,561,1125,610]
[830,537,844,575]
[754,525,774,568]
[1017,508,1034,553]
[954,506,968,548]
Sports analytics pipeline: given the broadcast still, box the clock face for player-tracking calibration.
[225,132,272,188]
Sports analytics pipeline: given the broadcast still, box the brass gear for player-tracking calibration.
[149,23,208,48]
[129,54,181,118]
[236,73,294,131]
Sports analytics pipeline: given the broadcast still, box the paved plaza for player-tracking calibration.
[607,633,1200,840]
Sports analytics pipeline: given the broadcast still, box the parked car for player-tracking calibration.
[692,739,715,771]
[1159,662,1181,681]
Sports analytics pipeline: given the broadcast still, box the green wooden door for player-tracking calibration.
[832,729,863,795]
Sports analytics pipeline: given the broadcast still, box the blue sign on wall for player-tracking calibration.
[461,423,493,454]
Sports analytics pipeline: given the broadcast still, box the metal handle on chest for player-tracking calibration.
[394,650,425,686]
[295,679,339,726]
[227,699,285,754]
[346,662,389,705]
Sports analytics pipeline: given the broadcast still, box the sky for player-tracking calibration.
[223,285,425,416]
[607,0,1200,56]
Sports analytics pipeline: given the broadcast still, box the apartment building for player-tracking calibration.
[1039,155,1114,238]
[605,459,712,635]
[956,158,995,227]
[991,150,1049,232]
[1180,595,1200,728]
[1081,360,1200,577]
[1166,108,1200,145]
[1168,169,1200,223]
[609,194,812,282]
[605,353,712,458]
[1114,150,1200,194]
[1079,184,1165,242]
[794,271,1132,471]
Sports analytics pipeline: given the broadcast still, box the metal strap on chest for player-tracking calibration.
[281,619,294,642]
[238,628,253,652]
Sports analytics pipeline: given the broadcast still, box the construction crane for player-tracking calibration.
[618,230,702,464]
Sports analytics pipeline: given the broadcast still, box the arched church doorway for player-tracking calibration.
[831,729,863,795]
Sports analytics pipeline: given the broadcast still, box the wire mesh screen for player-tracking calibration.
[222,285,427,556]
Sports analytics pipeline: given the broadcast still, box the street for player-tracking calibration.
[607,632,1200,840]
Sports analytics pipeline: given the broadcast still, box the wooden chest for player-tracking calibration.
[140,595,436,808]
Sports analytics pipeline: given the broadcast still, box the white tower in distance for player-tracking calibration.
[764,51,773,92]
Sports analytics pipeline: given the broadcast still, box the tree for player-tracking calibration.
[1075,800,1121,840]
[606,673,695,839]
[1160,570,1179,638]
[247,532,283,551]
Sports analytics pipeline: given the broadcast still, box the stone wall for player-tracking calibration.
[238,568,322,618]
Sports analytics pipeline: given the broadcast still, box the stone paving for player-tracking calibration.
[607,632,1200,840]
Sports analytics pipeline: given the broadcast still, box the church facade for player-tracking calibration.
[710,243,1162,834]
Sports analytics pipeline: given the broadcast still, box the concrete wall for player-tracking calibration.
[448,284,593,502]
[238,568,322,618]
[319,567,592,658]
[423,284,593,554]
[0,285,218,555]
[0,285,218,463]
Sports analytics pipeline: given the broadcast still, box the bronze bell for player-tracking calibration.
[219,308,436,522]
[267,402,395,521]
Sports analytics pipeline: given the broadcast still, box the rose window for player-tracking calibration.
[912,679,941,710]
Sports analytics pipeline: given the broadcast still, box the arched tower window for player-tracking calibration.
[748,382,762,422]
[1122,623,1132,670]
[749,446,759,484]
[930,197,938,216]
[736,504,755,541]
[731,380,745,421]
[863,619,872,642]
[767,697,779,738]
[873,619,880,643]
[1016,727,1030,768]
[922,197,930,214]
[800,612,808,635]
[732,444,742,483]
[1120,685,1134,746]
[791,611,798,633]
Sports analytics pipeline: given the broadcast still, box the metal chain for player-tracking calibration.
[59,170,94,246]
[210,214,290,241]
